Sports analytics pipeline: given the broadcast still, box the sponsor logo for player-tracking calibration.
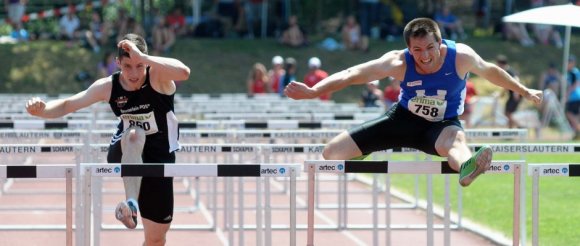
[318,164,344,171]
[95,167,113,173]
[543,168,560,174]
[51,146,74,152]
[279,168,286,174]
[503,164,510,171]
[562,167,568,174]
[115,96,128,108]
[114,167,121,173]
[488,165,502,171]
[444,72,452,76]
[407,80,422,87]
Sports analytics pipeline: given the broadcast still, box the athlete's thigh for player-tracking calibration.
[138,150,175,224]
[426,119,464,156]
[350,104,426,154]
[324,131,362,160]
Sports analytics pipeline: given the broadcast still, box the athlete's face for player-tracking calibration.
[408,33,442,74]
[117,56,146,88]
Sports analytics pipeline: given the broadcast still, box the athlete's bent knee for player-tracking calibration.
[322,145,338,160]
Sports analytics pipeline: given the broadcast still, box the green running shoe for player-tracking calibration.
[459,145,492,187]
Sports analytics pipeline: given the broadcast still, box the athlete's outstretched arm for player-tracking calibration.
[117,40,190,83]
[26,77,111,119]
[458,44,543,105]
[285,50,404,100]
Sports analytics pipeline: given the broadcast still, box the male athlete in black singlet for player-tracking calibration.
[26,33,190,245]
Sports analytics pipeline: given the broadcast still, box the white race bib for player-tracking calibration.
[408,96,447,122]
[120,112,159,135]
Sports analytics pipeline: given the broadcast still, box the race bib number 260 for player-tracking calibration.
[120,112,159,135]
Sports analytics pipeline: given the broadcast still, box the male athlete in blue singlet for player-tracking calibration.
[26,33,190,245]
[285,18,543,186]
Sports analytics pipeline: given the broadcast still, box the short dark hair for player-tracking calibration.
[117,33,148,60]
[403,18,442,47]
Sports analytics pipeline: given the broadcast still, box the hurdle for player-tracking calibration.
[305,160,524,246]
[528,163,580,246]
[0,164,75,246]
[81,163,300,246]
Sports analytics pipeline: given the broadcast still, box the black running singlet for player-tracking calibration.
[108,67,179,153]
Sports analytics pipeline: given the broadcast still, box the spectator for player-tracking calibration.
[358,0,380,45]
[529,0,563,48]
[434,6,467,40]
[216,0,241,38]
[341,15,367,51]
[59,7,81,42]
[152,16,176,55]
[460,80,478,128]
[279,15,306,47]
[84,11,105,53]
[383,76,401,109]
[303,57,330,100]
[268,55,285,94]
[361,80,384,107]
[539,62,562,97]
[165,7,187,37]
[243,0,264,39]
[565,55,580,140]
[97,51,117,78]
[117,17,146,42]
[247,62,270,96]
[504,22,535,47]
[4,0,26,26]
[497,55,522,128]
[278,57,297,96]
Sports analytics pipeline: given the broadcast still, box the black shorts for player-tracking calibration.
[349,103,462,156]
[566,101,580,115]
[107,136,176,224]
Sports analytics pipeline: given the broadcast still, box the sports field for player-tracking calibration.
[387,152,580,246]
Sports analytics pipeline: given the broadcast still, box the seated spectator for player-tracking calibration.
[59,7,81,42]
[97,51,117,78]
[361,80,384,107]
[279,15,307,47]
[166,7,187,37]
[434,6,467,40]
[215,0,242,38]
[247,62,271,96]
[268,55,285,94]
[566,55,580,140]
[117,17,146,42]
[84,12,105,53]
[383,77,401,109]
[152,16,176,55]
[539,62,562,97]
[341,15,367,51]
[303,57,330,100]
[503,22,535,47]
[460,80,478,128]
[528,0,563,48]
[279,57,297,96]
[5,0,26,26]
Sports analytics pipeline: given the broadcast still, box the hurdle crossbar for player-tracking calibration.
[304,160,523,246]
[528,163,580,246]
[81,163,300,246]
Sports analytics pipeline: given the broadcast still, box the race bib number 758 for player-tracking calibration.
[408,90,448,122]
[120,112,159,135]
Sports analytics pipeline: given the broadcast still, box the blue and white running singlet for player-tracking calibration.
[398,39,467,121]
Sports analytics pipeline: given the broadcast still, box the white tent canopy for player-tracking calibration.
[503,4,580,106]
